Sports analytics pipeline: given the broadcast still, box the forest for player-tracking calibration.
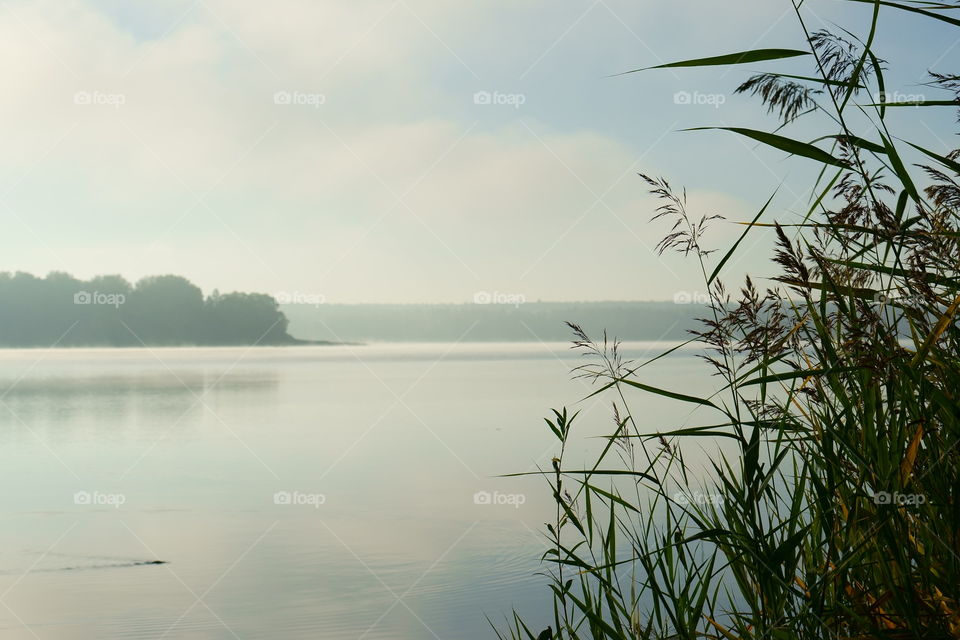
[0,271,297,347]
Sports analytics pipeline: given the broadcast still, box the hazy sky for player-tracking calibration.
[0,0,955,302]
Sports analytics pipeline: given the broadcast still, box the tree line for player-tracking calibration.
[0,271,297,347]
[281,300,702,342]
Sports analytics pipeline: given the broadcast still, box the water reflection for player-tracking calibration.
[0,344,710,639]
[0,371,279,444]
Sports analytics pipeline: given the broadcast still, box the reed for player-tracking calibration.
[498,2,960,638]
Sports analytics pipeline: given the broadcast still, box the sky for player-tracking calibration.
[0,0,956,303]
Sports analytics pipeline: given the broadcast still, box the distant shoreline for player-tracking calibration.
[0,338,703,350]
[280,300,704,343]
[0,339,365,349]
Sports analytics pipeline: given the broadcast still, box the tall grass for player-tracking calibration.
[499,2,960,638]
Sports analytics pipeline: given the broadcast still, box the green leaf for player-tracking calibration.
[824,136,959,178]
[585,484,641,513]
[880,133,920,202]
[708,188,778,284]
[839,2,880,110]
[680,528,734,544]
[841,0,960,28]
[869,49,887,120]
[741,367,863,387]
[684,127,849,168]
[866,100,959,107]
[565,592,623,638]
[615,48,809,75]
[823,134,886,155]
[905,141,960,175]
[617,377,720,409]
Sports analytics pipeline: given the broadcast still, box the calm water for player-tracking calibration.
[0,342,712,639]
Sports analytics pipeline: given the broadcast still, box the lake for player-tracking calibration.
[0,342,715,639]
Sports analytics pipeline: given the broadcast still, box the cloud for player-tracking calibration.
[0,0,774,302]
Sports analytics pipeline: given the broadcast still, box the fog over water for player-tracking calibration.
[0,342,720,639]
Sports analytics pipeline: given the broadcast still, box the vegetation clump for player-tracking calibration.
[501,2,960,638]
[0,271,296,346]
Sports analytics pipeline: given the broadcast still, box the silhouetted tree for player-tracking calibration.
[0,271,297,347]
